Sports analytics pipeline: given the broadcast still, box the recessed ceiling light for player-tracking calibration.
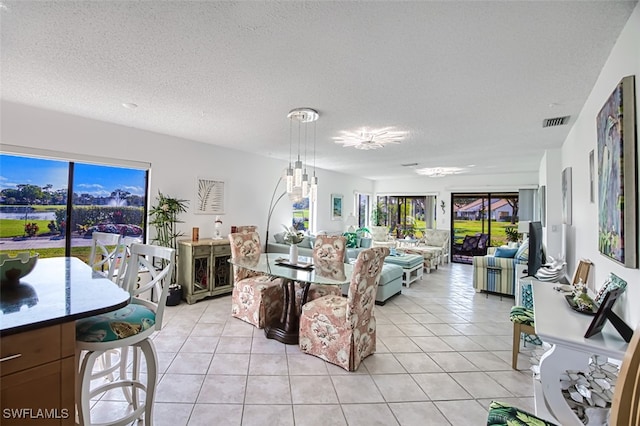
[122,102,138,109]
[333,127,407,150]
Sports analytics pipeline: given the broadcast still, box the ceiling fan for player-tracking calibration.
[333,127,407,150]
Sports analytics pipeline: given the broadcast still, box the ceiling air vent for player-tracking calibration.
[542,116,570,128]
[401,162,419,167]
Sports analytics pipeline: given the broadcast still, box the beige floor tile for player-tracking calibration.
[180,335,220,353]
[190,322,225,336]
[450,371,513,398]
[221,319,255,337]
[462,350,512,371]
[207,353,250,375]
[242,404,294,426]
[362,353,407,374]
[378,336,423,352]
[293,404,347,426]
[435,399,488,426]
[331,375,385,403]
[412,373,471,400]
[395,323,434,336]
[371,374,428,402]
[250,336,287,353]
[394,353,443,373]
[166,352,213,375]
[287,353,330,375]
[215,336,252,353]
[248,353,289,375]
[156,374,205,403]
[388,401,451,425]
[341,403,400,426]
[196,374,246,403]
[290,375,339,404]
[439,335,485,352]
[188,403,242,426]
[151,402,193,426]
[244,375,291,404]
[411,336,455,352]
[487,370,535,397]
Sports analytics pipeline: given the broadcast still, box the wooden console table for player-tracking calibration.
[532,281,628,425]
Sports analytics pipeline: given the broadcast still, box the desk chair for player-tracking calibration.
[76,243,175,425]
[490,325,639,425]
[511,259,592,369]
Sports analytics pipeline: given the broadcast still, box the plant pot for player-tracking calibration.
[359,237,372,248]
[166,285,182,306]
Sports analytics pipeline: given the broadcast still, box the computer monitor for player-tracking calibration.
[527,221,545,277]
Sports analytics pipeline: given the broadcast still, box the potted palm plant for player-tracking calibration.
[149,191,188,304]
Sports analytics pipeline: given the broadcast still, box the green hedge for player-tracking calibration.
[54,206,144,230]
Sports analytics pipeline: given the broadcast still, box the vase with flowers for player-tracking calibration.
[282,224,303,263]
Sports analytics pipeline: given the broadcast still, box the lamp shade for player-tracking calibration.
[518,220,531,234]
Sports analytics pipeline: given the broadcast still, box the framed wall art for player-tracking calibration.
[562,167,572,225]
[596,75,637,268]
[331,194,343,221]
[196,177,225,215]
[589,149,595,204]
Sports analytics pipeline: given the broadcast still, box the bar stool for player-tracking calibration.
[75,243,175,425]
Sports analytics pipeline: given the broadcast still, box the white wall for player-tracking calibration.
[374,172,538,230]
[560,2,640,327]
[0,101,374,243]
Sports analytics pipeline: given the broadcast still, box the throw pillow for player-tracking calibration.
[274,232,285,244]
[494,247,518,258]
[515,239,529,263]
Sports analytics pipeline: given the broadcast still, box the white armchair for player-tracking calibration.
[370,226,396,248]
[422,229,450,263]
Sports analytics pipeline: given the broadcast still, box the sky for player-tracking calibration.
[0,154,146,197]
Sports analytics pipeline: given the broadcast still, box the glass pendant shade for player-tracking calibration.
[286,167,294,193]
[309,176,318,202]
[293,160,303,187]
[302,172,309,198]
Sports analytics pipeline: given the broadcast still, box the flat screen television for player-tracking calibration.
[526,221,545,277]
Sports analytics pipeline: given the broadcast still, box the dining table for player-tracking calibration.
[229,253,353,344]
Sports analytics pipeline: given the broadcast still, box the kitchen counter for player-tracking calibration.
[1,256,130,336]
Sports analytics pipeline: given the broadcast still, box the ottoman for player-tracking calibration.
[342,262,403,305]
[397,246,439,273]
[383,254,424,287]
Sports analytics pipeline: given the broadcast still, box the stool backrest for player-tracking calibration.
[122,243,175,331]
[88,231,126,282]
[610,327,640,425]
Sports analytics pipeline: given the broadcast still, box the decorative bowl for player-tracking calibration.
[0,252,39,286]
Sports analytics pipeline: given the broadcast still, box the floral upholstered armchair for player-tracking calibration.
[422,229,450,263]
[299,247,389,371]
[228,231,283,328]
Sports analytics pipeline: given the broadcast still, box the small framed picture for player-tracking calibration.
[331,194,343,221]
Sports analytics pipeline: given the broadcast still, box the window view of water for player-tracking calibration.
[0,153,148,259]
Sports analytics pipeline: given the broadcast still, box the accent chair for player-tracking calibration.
[299,247,389,371]
[228,231,283,328]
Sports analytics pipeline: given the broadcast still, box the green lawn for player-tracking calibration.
[1,218,53,238]
[453,220,518,246]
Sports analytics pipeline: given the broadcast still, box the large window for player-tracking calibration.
[0,153,149,262]
[374,195,436,238]
[356,192,370,229]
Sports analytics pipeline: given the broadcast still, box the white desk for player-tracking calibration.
[532,281,628,425]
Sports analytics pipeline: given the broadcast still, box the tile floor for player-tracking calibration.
[89,261,538,425]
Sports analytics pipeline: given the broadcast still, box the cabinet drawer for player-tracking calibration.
[213,245,231,256]
[193,245,211,257]
[1,325,63,376]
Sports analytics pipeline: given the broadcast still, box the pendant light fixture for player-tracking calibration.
[286,108,319,198]
[309,119,318,202]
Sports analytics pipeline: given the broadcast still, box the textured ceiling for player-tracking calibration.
[1,1,637,180]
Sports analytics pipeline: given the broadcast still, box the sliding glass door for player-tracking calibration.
[451,192,519,263]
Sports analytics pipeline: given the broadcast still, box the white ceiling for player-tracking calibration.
[1,1,637,181]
